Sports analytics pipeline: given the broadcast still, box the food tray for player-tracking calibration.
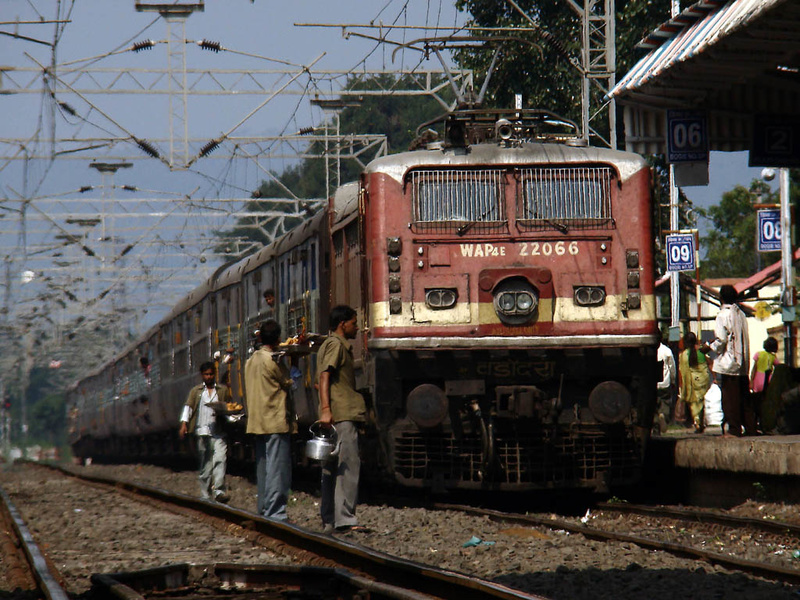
[206,401,244,415]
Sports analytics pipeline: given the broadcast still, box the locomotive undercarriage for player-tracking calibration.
[372,346,657,492]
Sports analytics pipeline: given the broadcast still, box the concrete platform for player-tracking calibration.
[671,433,800,476]
[646,431,800,507]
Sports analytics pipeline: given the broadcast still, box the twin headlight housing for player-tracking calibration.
[493,278,538,325]
[425,288,458,310]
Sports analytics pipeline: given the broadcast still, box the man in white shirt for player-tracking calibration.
[179,361,233,501]
[705,284,755,436]
[656,330,677,433]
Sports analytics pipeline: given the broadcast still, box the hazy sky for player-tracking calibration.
[0,1,468,327]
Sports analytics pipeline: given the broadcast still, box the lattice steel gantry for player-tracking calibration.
[135,2,205,169]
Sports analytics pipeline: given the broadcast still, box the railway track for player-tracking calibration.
[433,501,800,586]
[5,463,546,600]
[0,484,69,600]
[595,500,800,538]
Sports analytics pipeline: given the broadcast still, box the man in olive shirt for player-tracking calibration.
[244,319,295,521]
[317,305,367,533]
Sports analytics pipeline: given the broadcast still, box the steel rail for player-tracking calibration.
[0,485,70,600]
[434,502,800,586]
[41,464,547,600]
[92,563,449,600]
[596,501,800,537]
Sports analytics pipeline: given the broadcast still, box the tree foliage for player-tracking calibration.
[452,0,673,139]
[698,180,780,278]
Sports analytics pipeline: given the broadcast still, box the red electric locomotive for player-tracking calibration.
[354,109,658,491]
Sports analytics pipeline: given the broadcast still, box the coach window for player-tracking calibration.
[230,287,240,324]
[301,245,309,291]
[310,241,317,290]
[217,291,229,330]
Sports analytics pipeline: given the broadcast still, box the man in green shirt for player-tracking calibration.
[244,319,295,521]
[317,305,367,534]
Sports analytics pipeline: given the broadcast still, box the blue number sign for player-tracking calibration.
[667,110,708,163]
[666,234,696,272]
[757,209,781,252]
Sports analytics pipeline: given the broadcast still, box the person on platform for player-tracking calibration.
[704,284,756,436]
[656,329,677,433]
[751,336,779,429]
[679,331,713,434]
[316,305,368,534]
[244,319,295,521]
[179,361,232,502]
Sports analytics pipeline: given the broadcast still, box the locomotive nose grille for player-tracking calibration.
[393,429,641,489]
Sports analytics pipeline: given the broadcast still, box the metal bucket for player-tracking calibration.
[305,422,340,461]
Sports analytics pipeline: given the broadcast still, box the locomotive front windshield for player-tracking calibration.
[519,166,614,230]
[411,169,507,233]
[409,166,615,234]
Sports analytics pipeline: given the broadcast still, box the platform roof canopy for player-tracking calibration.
[608,0,800,156]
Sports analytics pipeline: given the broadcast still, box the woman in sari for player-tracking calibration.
[679,331,713,433]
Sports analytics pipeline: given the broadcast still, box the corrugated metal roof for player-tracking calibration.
[608,0,800,155]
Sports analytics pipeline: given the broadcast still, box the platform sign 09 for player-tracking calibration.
[757,209,781,252]
[666,234,696,272]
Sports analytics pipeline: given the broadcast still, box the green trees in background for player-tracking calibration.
[699,176,799,279]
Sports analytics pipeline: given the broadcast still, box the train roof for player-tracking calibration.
[273,208,327,256]
[364,142,648,184]
[331,182,359,229]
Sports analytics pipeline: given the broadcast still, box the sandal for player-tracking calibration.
[335,525,370,533]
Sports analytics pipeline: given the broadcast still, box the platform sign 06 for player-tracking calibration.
[757,209,781,252]
[666,234,696,272]
[667,110,708,163]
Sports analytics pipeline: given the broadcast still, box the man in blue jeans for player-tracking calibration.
[179,361,232,502]
[244,319,295,521]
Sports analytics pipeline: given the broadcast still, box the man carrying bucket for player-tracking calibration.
[316,305,368,534]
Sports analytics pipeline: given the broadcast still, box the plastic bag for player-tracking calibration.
[704,383,723,426]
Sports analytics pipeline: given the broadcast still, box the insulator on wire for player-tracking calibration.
[198,39,223,53]
[119,244,135,257]
[78,186,93,193]
[298,127,315,136]
[121,185,138,191]
[58,101,77,116]
[81,245,96,257]
[134,137,160,159]
[131,39,156,53]
[199,138,221,157]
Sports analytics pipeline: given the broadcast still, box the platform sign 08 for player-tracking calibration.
[757,209,781,252]
[666,234,696,272]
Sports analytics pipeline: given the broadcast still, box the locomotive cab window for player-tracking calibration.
[410,169,506,234]
[518,166,614,231]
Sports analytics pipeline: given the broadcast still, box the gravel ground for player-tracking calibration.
[0,463,294,595]
[1,461,799,600]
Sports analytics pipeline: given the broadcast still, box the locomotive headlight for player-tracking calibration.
[498,293,516,311]
[493,278,538,325]
[425,288,458,310]
[574,286,606,307]
[516,292,534,311]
